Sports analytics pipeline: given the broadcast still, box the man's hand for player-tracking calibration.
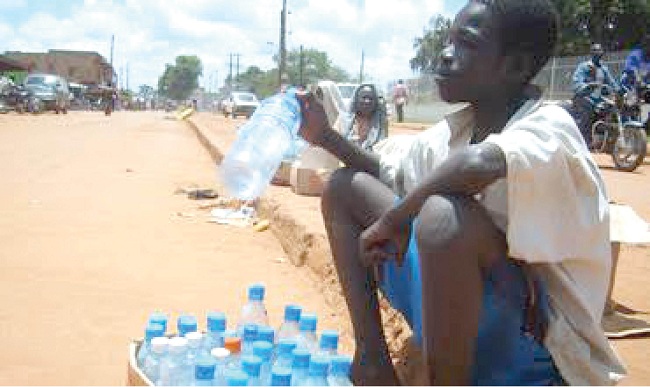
[296,90,333,147]
[359,209,411,268]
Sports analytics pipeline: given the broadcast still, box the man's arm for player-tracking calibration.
[314,128,381,176]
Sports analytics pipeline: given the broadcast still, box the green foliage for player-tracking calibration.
[410,15,451,74]
[157,55,203,101]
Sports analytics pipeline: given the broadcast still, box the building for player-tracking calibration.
[3,49,114,86]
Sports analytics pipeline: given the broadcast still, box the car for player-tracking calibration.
[222,91,260,119]
[23,73,70,114]
[336,83,360,112]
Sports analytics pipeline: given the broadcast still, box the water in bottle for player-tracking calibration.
[177,314,198,337]
[270,367,292,386]
[303,355,329,386]
[137,322,165,367]
[225,369,250,386]
[276,305,302,342]
[327,355,353,386]
[290,349,310,386]
[142,336,168,384]
[205,311,227,353]
[224,336,242,371]
[186,331,205,367]
[241,324,258,357]
[252,341,274,385]
[257,326,275,344]
[272,338,297,370]
[241,355,263,386]
[193,357,217,386]
[316,330,339,358]
[238,284,269,332]
[295,313,318,353]
[211,347,231,386]
[158,336,191,386]
[218,88,303,200]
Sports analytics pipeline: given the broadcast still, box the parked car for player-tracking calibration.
[222,91,260,119]
[23,73,70,114]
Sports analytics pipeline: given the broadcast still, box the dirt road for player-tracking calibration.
[0,111,351,385]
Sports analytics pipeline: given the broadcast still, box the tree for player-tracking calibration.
[157,55,203,101]
[285,47,350,86]
[410,15,452,74]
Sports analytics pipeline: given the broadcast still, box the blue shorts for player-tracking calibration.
[379,219,564,385]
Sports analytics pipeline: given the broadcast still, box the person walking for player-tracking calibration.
[392,79,408,123]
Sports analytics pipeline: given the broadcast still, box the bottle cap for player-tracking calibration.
[283,305,302,322]
[144,323,164,340]
[225,369,249,386]
[319,330,339,351]
[177,314,198,336]
[308,355,329,377]
[330,355,352,376]
[242,324,258,341]
[298,313,317,332]
[270,367,292,386]
[241,355,263,377]
[195,358,217,380]
[186,331,203,348]
[291,348,311,368]
[148,312,168,332]
[257,326,275,343]
[211,347,231,359]
[252,340,273,362]
[224,336,242,354]
[207,311,227,332]
[150,336,169,353]
[277,338,297,355]
[248,284,265,301]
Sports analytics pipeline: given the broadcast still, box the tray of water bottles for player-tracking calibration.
[127,283,353,386]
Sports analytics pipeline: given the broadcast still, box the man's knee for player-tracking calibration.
[321,167,355,210]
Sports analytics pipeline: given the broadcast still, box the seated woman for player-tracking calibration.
[343,84,388,151]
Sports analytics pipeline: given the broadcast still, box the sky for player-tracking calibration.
[0,0,466,94]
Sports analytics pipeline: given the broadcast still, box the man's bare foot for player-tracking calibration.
[351,352,401,385]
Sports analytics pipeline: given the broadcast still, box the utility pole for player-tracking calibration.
[278,0,287,88]
[235,53,241,84]
[229,53,233,90]
[109,34,115,86]
[359,49,365,83]
[299,45,304,86]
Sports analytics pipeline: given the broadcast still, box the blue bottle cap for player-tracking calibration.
[308,355,329,377]
[145,323,164,340]
[242,324,258,341]
[177,315,198,336]
[252,340,273,362]
[277,338,297,355]
[330,355,352,376]
[283,304,302,322]
[298,313,317,332]
[292,348,311,368]
[248,284,265,301]
[241,355,263,377]
[270,367,292,386]
[195,358,217,380]
[148,312,168,332]
[319,329,339,351]
[225,369,249,386]
[257,325,275,343]
[207,311,227,332]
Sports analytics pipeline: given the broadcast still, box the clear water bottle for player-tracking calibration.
[276,305,302,342]
[186,331,205,367]
[224,336,242,371]
[316,330,339,358]
[142,336,168,384]
[137,323,165,367]
[241,355,263,386]
[158,336,192,386]
[296,313,318,353]
[270,367,292,386]
[257,326,275,344]
[211,347,231,385]
[238,284,269,331]
[272,338,297,370]
[177,314,198,337]
[303,355,329,386]
[218,88,303,200]
[290,349,311,386]
[327,355,353,386]
[148,312,169,334]
[225,369,250,386]
[241,324,258,357]
[252,341,274,385]
[205,311,227,353]
[193,357,217,386]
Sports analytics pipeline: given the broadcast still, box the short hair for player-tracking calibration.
[474,0,559,81]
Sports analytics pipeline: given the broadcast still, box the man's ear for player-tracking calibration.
[501,53,534,84]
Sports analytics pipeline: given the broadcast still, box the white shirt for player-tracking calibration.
[374,94,627,385]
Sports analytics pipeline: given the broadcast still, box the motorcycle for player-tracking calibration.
[566,83,647,172]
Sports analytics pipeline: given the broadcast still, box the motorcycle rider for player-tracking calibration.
[620,34,650,129]
[571,43,624,147]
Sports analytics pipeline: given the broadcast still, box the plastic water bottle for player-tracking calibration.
[257,326,275,344]
[327,355,353,386]
[193,357,217,386]
[148,312,169,334]
[225,369,250,386]
[316,330,338,358]
[224,336,242,370]
[290,349,310,386]
[137,323,165,367]
[252,341,274,385]
[205,311,227,353]
[219,88,303,200]
[270,367,292,386]
[295,314,318,353]
[276,305,302,342]
[241,355,263,386]
[158,336,191,386]
[272,338,297,370]
[211,347,231,386]
[238,284,269,331]
[241,324,258,357]
[142,336,168,384]
[303,355,329,386]
[186,331,205,367]
[177,314,198,337]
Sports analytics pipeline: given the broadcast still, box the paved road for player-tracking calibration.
[0,111,351,385]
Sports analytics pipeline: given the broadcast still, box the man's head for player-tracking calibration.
[353,84,379,116]
[435,0,559,103]
[590,43,605,65]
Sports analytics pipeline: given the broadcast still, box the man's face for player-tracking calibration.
[355,86,377,115]
[434,1,503,103]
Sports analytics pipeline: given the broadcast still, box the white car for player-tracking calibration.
[222,91,260,119]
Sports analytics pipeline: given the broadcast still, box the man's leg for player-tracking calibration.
[604,241,621,315]
[321,168,399,385]
[415,195,508,385]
